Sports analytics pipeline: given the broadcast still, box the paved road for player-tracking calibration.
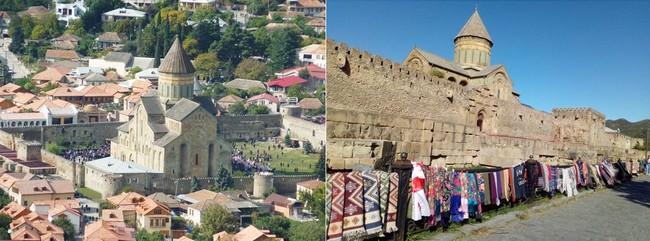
[466,175,650,241]
[0,38,31,79]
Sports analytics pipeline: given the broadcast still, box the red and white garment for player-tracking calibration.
[411,162,431,221]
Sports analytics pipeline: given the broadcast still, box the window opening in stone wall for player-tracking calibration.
[195,154,199,165]
[477,112,484,132]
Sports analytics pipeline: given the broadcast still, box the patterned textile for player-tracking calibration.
[450,195,463,223]
[385,172,399,233]
[549,167,557,196]
[440,169,452,212]
[460,173,469,220]
[426,167,438,228]
[377,171,390,230]
[476,173,484,214]
[327,172,345,241]
[342,172,365,238]
[326,173,332,224]
[362,171,382,235]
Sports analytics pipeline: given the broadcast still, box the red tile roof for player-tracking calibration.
[267,76,307,88]
[246,93,279,104]
[297,179,324,190]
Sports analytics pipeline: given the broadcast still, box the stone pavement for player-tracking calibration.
[430,175,650,241]
[0,38,31,79]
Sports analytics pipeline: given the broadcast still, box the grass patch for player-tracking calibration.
[234,141,319,175]
[77,187,102,201]
[471,227,493,236]
[515,212,528,220]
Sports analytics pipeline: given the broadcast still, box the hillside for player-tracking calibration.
[605,119,650,139]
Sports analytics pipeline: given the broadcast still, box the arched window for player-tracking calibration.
[459,80,468,86]
[477,111,485,132]
[447,77,456,82]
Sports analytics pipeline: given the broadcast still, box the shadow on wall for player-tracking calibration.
[611,178,650,208]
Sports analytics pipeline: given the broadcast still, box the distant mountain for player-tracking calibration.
[605,119,650,139]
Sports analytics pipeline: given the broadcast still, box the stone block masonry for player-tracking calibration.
[326,40,645,170]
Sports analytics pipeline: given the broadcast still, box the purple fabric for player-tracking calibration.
[496,171,503,201]
[490,172,497,205]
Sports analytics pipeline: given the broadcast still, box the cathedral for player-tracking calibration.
[403,9,518,104]
[110,37,232,178]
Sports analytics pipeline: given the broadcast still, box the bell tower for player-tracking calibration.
[158,36,195,105]
[453,9,493,69]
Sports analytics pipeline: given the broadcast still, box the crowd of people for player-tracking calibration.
[231,141,280,174]
[61,144,110,163]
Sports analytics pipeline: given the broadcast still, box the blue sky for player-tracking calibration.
[328,1,650,122]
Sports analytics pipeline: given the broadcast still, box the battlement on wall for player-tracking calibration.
[327,39,473,101]
[552,108,605,120]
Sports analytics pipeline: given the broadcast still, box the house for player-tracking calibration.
[217,94,244,111]
[30,200,82,234]
[179,0,218,11]
[0,97,16,110]
[265,22,301,32]
[123,0,162,9]
[181,189,260,227]
[22,6,49,18]
[298,44,325,68]
[85,157,162,199]
[0,201,32,219]
[266,76,307,99]
[0,83,29,95]
[12,92,39,106]
[0,11,12,28]
[45,49,81,62]
[223,78,266,92]
[148,192,186,215]
[246,94,279,113]
[96,32,122,50]
[298,98,322,114]
[296,179,324,201]
[78,104,109,123]
[89,52,154,76]
[55,0,86,26]
[97,82,131,103]
[67,67,104,80]
[102,8,146,22]
[51,34,82,50]
[214,225,283,241]
[267,11,305,21]
[7,179,75,207]
[80,85,114,104]
[106,192,148,227]
[84,209,136,241]
[305,18,325,33]
[135,68,159,83]
[82,72,113,86]
[32,66,71,85]
[45,86,84,105]
[0,172,38,194]
[287,0,326,16]
[10,215,65,241]
[136,198,172,237]
[275,64,325,91]
[262,193,303,218]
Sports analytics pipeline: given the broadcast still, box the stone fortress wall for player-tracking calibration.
[0,122,124,145]
[216,114,283,141]
[327,40,645,170]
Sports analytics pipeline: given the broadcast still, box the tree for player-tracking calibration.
[135,229,165,241]
[303,141,313,154]
[252,216,291,239]
[315,147,325,181]
[65,19,86,36]
[252,28,271,57]
[228,102,246,116]
[210,24,253,67]
[51,217,75,241]
[153,39,161,68]
[0,189,10,208]
[182,38,200,58]
[298,68,310,79]
[287,85,309,100]
[193,53,221,81]
[127,66,143,79]
[246,87,266,97]
[30,25,46,40]
[234,59,272,81]
[163,20,171,54]
[76,37,96,56]
[201,204,237,236]
[0,213,10,240]
[171,216,188,230]
[81,0,124,33]
[246,16,270,28]
[191,5,219,21]
[284,134,291,146]
[246,0,268,15]
[211,167,234,192]
[191,20,221,53]
[247,104,269,115]
[267,28,301,71]
[41,83,59,93]
[8,16,25,54]
[288,220,325,241]
[191,176,201,192]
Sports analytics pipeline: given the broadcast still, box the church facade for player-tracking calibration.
[111,37,232,178]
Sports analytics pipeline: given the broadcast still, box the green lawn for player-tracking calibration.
[77,187,102,201]
[234,141,319,175]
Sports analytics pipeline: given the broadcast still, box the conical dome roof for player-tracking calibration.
[158,37,196,74]
[455,10,493,45]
